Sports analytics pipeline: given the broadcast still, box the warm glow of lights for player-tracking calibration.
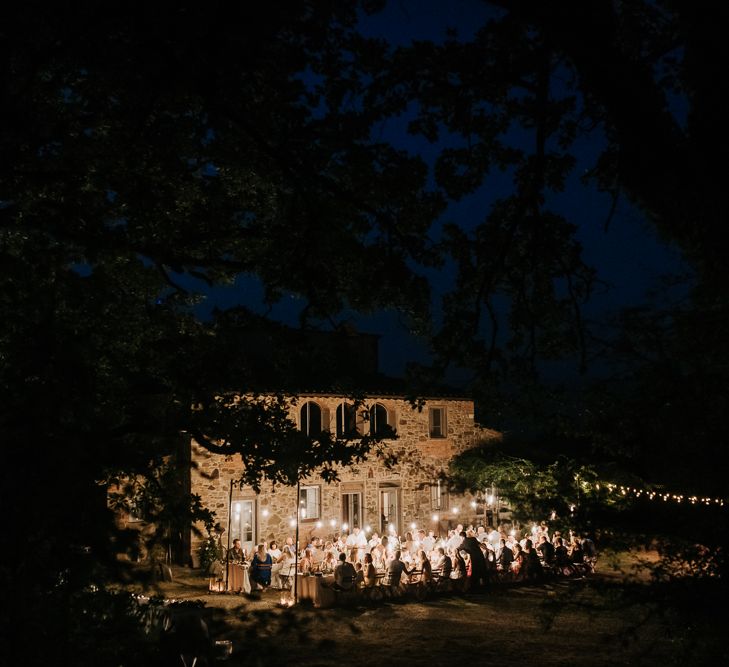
[432,514,439,522]
[330,519,337,527]
[316,521,323,529]
[342,522,349,531]
[364,525,371,533]
[487,495,494,505]
[410,522,417,530]
[509,529,515,537]
[451,507,459,515]
[261,508,269,518]
[470,501,477,509]
[289,518,296,528]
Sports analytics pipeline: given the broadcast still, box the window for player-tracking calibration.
[369,403,390,437]
[379,485,400,535]
[429,407,446,438]
[336,402,358,438]
[430,482,449,511]
[341,491,362,529]
[300,401,322,435]
[231,500,255,552]
[299,485,320,520]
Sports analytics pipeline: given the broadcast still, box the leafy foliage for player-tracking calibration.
[2,0,728,661]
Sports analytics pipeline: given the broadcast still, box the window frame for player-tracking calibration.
[430,482,449,511]
[335,401,358,438]
[299,485,321,521]
[428,406,447,438]
[300,401,322,436]
[369,402,390,437]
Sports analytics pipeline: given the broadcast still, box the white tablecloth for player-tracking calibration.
[296,574,336,608]
[209,563,251,593]
[227,563,251,593]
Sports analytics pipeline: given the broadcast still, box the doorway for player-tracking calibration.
[231,499,255,553]
[379,485,400,535]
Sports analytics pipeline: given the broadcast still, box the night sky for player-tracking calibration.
[191,0,687,384]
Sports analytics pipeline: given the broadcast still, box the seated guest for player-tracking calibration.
[371,538,387,567]
[268,540,281,561]
[417,550,432,583]
[305,538,321,563]
[272,545,295,589]
[227,538,246,564]
[368,532,381,550]
[537,535,555,565]
[555,537,575,575]
[569,538,584,564]
[363,553,377,588]
[401,531,416,556]
[581,535,597,559]
[481,541,497,578]
[298,548,315,573]
[249,543,273,588]
[320,550,337,574]
[354,561,365,588]
[554,537,570,565]
[452,550,467,579]
[332,552,356,591]
[511,543,526,577]
[523,538,543,580]
[437,548,452,579]
[386,550,413,586]
[497,538,513,571]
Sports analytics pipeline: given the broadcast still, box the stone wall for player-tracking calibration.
[189,395,500,559]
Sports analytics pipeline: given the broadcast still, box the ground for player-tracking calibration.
[131,551,724,666]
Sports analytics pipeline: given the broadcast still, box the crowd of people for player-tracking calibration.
[223,521,598,593]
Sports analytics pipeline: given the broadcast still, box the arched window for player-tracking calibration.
[369,403,390,437]
[336,402,357,438]
[300,401,322,436]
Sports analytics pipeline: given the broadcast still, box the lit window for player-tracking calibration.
[342,491,362,529]
[299,486,320,520]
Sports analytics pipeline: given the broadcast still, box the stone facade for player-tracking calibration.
[189,394,500,558]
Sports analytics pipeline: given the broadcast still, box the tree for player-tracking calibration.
[362,0,728,577]
[2,1,727,661]
[0,2,426,662]
[359,1,727,415]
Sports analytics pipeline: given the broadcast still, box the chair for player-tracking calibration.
[278,563,296,590]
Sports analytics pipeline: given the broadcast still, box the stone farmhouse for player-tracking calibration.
[185,328,500,561]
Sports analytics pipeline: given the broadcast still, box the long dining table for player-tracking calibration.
[296,573,336,608]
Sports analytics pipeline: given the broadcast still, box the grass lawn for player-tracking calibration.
[134,550,724,666]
